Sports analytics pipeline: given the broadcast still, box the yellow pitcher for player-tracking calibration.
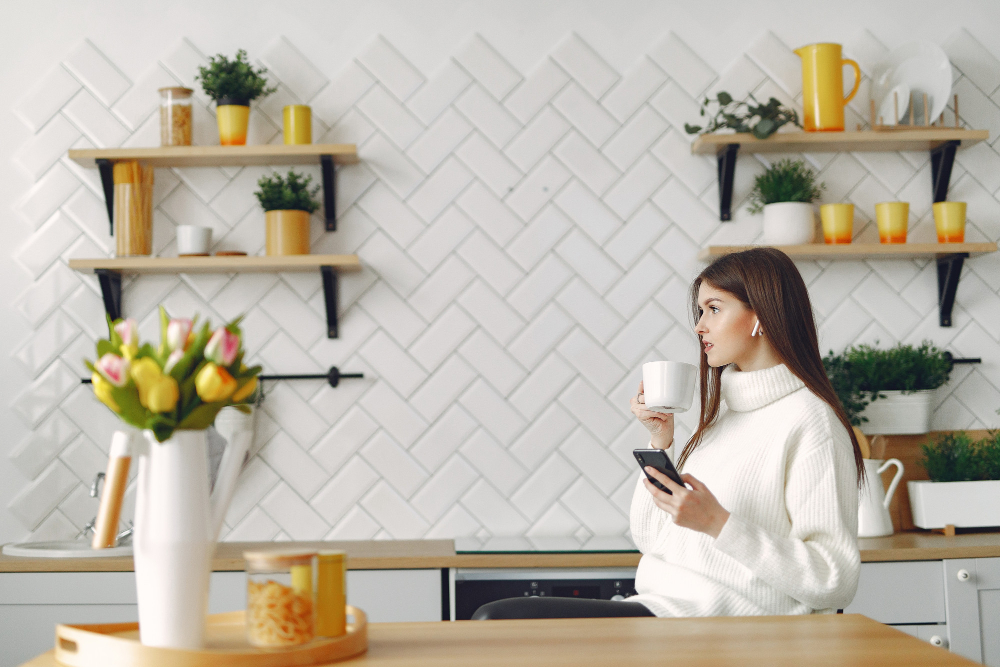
[795,43,861,132]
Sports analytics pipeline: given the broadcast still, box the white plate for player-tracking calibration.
[878,82,911,125]
[872,42,952,126]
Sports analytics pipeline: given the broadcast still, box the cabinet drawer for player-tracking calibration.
[844,561,945,624]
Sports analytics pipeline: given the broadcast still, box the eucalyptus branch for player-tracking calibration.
[685,91,801,140]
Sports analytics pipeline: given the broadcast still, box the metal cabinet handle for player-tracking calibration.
[957,569,971,581]
[930,635,946,647]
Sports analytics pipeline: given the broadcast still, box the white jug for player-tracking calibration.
[858,458,904,538]
[132,408,253,649]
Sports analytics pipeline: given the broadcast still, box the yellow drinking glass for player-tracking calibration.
[820,203,854,244]
[875,202,909,244]
[933,202,967,243]
[283,105,312,145]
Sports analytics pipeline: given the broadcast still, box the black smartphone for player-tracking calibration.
[633,448,684,495]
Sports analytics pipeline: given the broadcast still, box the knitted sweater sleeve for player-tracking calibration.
[711,407,861,611]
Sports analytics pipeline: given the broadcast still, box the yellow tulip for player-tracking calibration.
[232,376,258,403]
[130,358,163,408]
[195,363,237,402]
[146,376,179,413]
[92,372,120,413]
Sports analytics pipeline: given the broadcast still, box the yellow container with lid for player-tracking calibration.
[316,551,347,637]
[244,551,316,647]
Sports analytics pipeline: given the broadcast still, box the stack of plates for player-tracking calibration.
[871,42,953,126]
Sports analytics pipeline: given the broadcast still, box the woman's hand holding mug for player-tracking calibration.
[631,381,674,450]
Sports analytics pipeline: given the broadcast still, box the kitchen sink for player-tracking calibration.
[2,541,132,558]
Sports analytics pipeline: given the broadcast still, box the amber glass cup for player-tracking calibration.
[820,203,854,244]
[875,202,909,243]
[933,202,966,243]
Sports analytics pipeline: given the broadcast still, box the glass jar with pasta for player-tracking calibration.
[158,87,193,146]
[245,551,316,647]
[113,160,154,256]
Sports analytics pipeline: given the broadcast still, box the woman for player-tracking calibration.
[473,248,863,620]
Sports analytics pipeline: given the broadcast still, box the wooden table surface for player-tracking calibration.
[5,532,1000,572]
[22,614,975,667]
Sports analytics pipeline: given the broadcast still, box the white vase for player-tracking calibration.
[762,202,816,245]
[858,390,933,435]
[132,426,252,649]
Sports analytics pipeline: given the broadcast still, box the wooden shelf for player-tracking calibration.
[697,242,997,261]
[67,144,358,167]
[691,129,989,155]
[699,242,997,327]
[68,254,361,274]
[68,255,360,338]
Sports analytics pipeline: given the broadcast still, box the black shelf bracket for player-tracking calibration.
[937,253,968,327]
[931,140,960,203]
[320,265,339,339]
[716,144,740,221]
[96,159,115,235]
[321,154,337,231]
[95,269,122,321]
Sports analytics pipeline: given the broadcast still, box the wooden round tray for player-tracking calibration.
[53,606,367,667]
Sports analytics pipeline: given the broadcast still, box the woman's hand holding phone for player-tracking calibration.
[630,380,674,450]
[641,467,731,539]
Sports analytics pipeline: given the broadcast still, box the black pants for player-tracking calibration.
[472,596,655,620]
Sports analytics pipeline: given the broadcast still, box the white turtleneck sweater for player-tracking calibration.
[629,363,860,617]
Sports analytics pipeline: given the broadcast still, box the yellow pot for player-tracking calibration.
[266,209,311,255]
[217,104,249,146]
[283,105,312,145]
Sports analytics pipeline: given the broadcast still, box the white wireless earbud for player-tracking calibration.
[751,320,761,337]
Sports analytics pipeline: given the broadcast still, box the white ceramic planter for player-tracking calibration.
[909,479,1000,528]
[761,202,815,245]
[857,389,933,434]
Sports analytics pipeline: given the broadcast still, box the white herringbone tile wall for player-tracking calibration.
[4,4,1000,546]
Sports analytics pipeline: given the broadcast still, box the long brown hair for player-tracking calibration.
[676,247,865,488]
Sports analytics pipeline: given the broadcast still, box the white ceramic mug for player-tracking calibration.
[176,225,212,255]
[641,361,698,413]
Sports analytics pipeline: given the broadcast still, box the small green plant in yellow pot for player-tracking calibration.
[255,170,321,255]
[197,50,276,145]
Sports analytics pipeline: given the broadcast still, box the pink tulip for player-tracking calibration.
[95,353,129,387]
[166,319,193,351]
[163,349,184,374]
[204,328,240,366]
[114,319,138,348]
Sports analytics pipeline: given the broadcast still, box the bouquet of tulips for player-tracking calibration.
[86,307,262,443]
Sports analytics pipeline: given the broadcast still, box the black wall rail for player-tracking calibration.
[82,366,364,388]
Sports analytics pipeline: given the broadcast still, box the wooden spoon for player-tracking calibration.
[853,427,871,459]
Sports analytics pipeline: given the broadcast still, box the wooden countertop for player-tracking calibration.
[5,532,1000,573]
[22,614,974,666]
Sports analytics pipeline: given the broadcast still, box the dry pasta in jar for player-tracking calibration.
[245,551,315,647]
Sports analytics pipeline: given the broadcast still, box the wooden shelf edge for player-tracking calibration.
[67,255,362,274]
[697,243,998,261]
[68,144,359,167]
[691,129,989,155]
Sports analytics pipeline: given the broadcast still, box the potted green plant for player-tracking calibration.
[748,159,824,245]
[822,341,953,435]
[255,170,321,255]
[909,430,1000,529]
[196,49,276,146]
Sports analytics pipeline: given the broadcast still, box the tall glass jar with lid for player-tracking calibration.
[159,87,193,146]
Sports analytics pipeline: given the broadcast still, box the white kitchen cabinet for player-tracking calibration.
[0,568,442,667]
[844,557,1000,665]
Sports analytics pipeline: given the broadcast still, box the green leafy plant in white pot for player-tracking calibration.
[748,159,824,245]
[822,341,953,435]
[909,431,1000,529]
